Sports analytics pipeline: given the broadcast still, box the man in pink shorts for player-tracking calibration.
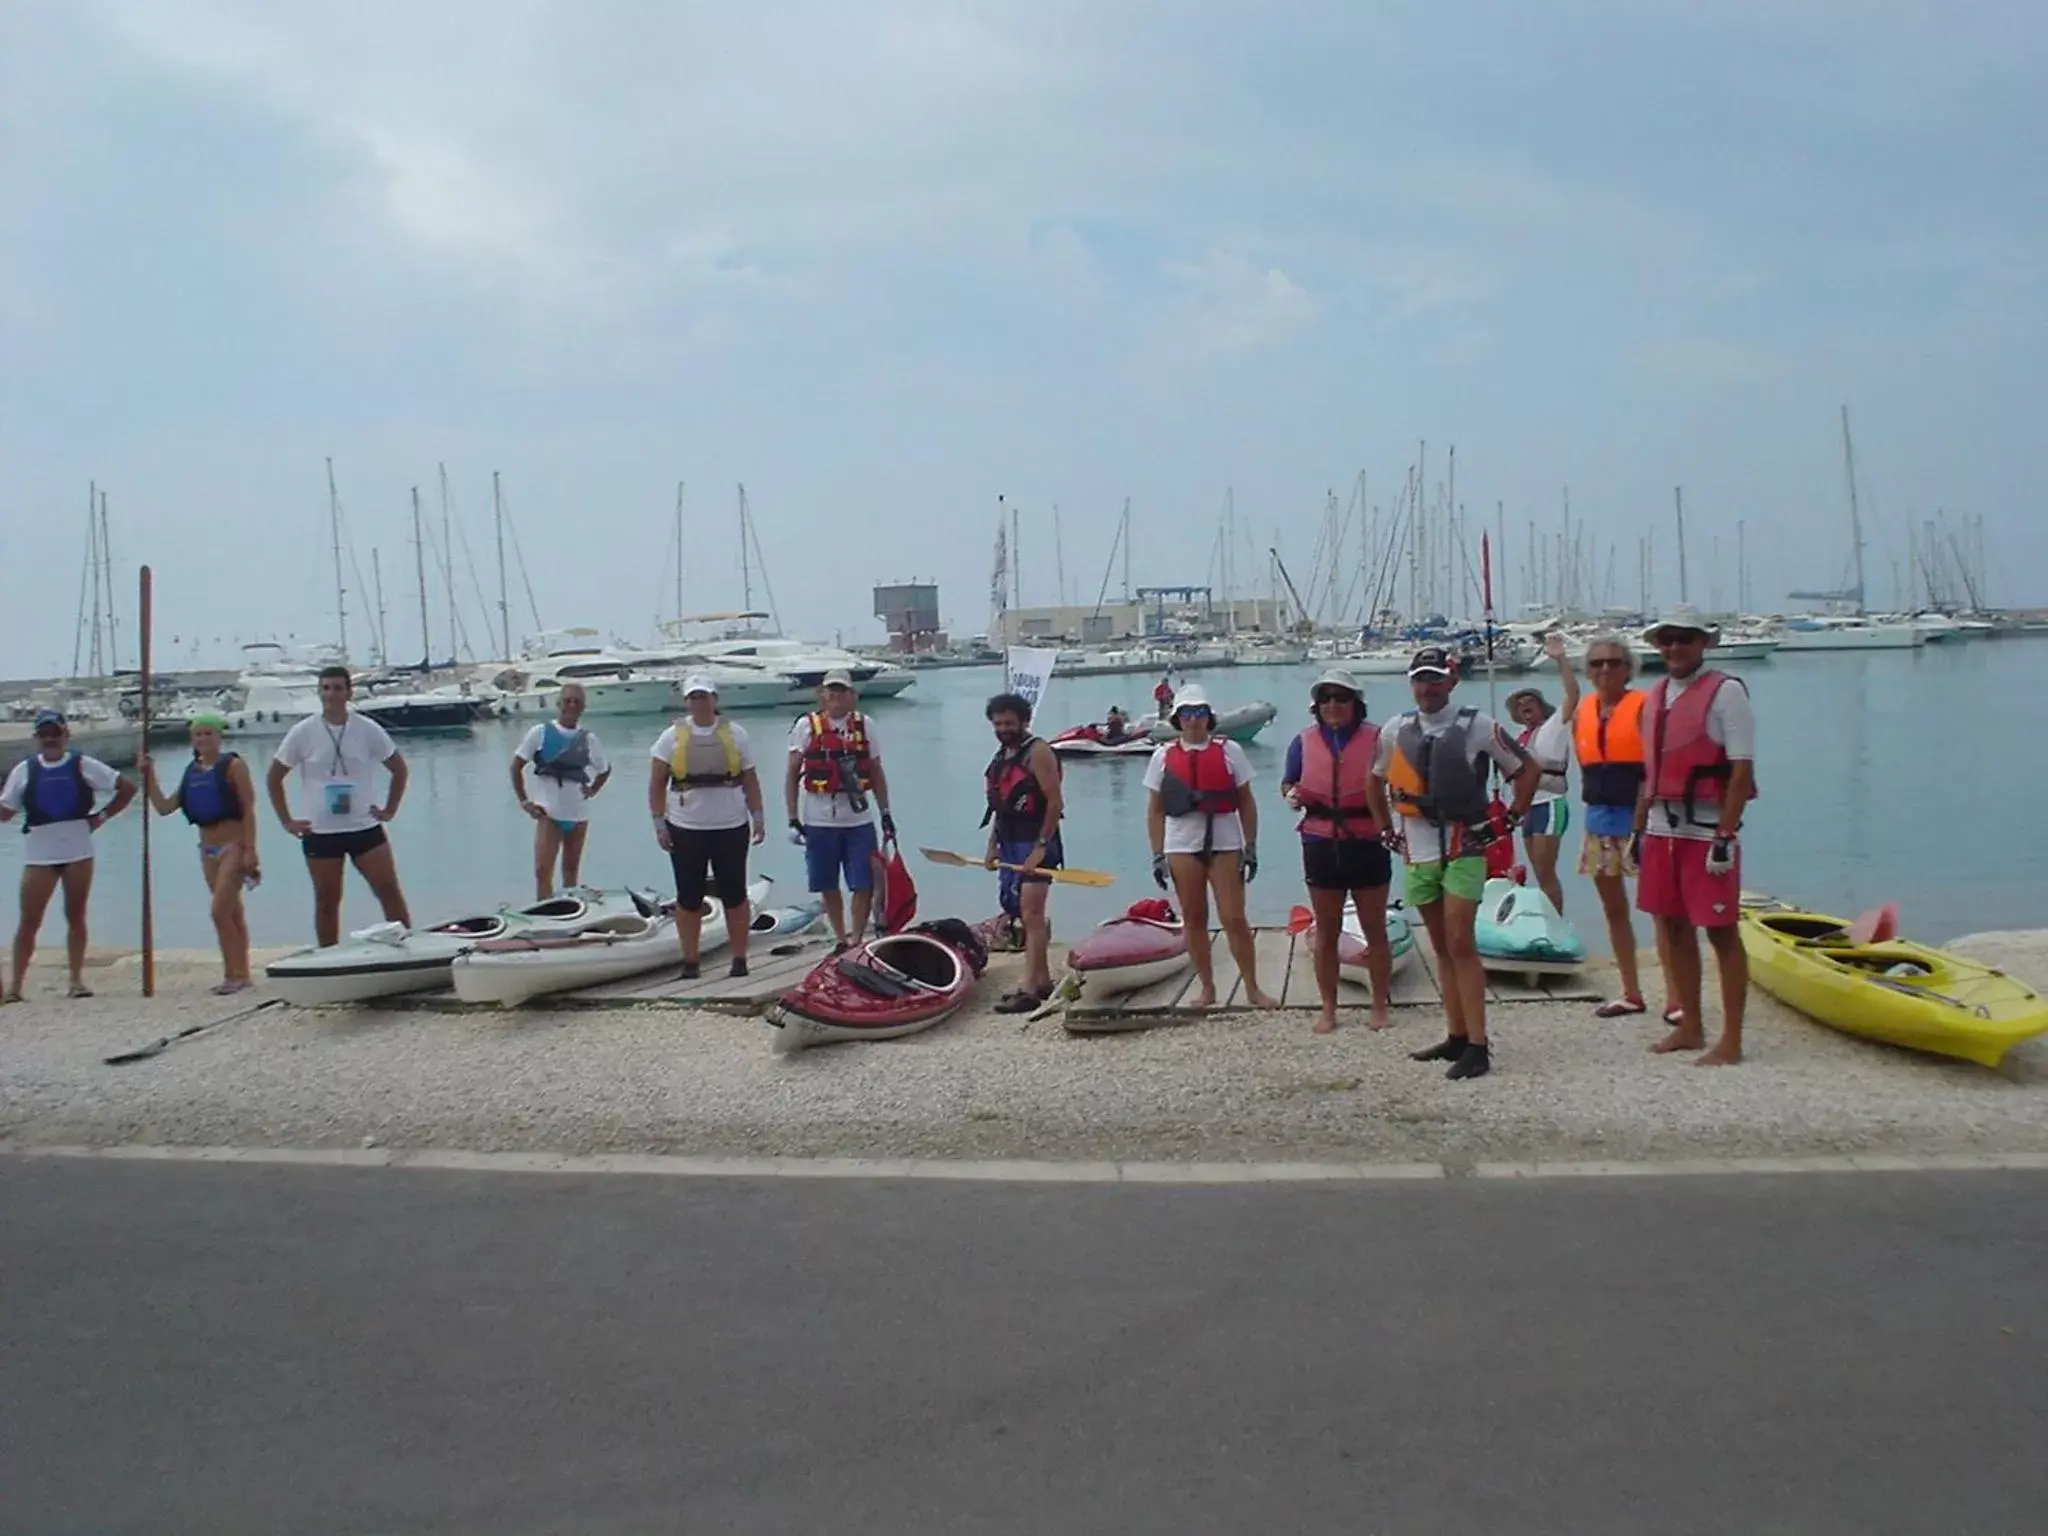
[1634,614,1756,1065]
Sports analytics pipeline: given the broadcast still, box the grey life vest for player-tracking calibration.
[1389,708,1491,826]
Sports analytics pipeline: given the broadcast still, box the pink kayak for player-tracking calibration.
[1063,900,1191,997]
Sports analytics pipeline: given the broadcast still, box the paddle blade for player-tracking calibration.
[1040,865,1116,887]
[917,847,976,869]
[1287,904,1316,935]
[1850,903,1900,945]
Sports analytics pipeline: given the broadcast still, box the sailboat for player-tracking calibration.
[1775,409,1922,652]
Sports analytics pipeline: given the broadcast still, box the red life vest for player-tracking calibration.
[1642,670,1739,825]
[800,711,873,797]
[1158,742,1239,818]
[982,737,1051,840]
[1292,723,1379,839]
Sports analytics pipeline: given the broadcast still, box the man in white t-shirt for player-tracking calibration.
[784,669,895,951]
[1143,684,1274,1010]
[0,709,136,1001]
[649,676,766,980]
[265,666,413,947]
[511,682,612,898]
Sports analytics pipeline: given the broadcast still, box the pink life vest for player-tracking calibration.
[1293,722,1380,840]
[1642,669,1741,826]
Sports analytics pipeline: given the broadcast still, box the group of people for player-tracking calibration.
[975,614,1756,1079]
[7,619,1754,1074]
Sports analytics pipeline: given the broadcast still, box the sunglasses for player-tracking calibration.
[1312,690,1357,706]
[1652,632,1705,647]
[1587,657,1630,670]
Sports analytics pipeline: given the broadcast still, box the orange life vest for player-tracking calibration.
[1572,692,1646,808]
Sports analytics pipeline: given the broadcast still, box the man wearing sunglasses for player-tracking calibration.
[1635,616,1755,1066]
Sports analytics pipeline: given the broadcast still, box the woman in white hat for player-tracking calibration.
[1143,684,1275,1009]
[650,675,766,979]
[511,681,611,898]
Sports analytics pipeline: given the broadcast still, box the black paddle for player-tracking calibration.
[104,997,283,1065]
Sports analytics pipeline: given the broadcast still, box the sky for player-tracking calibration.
[3,0,2043,675]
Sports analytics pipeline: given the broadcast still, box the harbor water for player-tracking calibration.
[10,642,2043,954]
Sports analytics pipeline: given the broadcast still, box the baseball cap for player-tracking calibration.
[32,707,65,730]
[821,668,855,690]
[1407,647,1457,678]
[682,674,718,697]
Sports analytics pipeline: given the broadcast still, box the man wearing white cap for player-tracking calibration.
[649,676,766,979]
[510,681,611,898]
[1636,614,1756,1066]
[786,667,895,951]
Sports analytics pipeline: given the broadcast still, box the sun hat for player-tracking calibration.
[1310,667,1363,699]
[1641,613,1721,645]
[1407,646,1457,678]
[821,668,855,689]
[1170,684,1213,718]
[188,711,230,732]
[683,674,718,697]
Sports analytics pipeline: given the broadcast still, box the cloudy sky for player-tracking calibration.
[3,1,2041,674]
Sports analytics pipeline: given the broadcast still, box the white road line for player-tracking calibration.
[7,1143,2048,1183]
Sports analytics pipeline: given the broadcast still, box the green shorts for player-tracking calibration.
[1405,854,1488,907]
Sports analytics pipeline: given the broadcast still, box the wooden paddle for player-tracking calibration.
[138,565,155,999]
[917,847,1117,887]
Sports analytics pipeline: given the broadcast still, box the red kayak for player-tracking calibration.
[768,918,990,1053]
[1064,899,1190,997]
[1049,725,1153,758]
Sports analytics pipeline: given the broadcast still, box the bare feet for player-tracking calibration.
[1186,986,1217,1010]
[1651,1026,1704,1054]
[1694,1040,1743,1066]
[1368,1009,1392,1032]
[1313,1012,1337,1035]
[1246,988,1280,1010]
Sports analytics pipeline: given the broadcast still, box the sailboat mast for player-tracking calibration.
[1053,504,1068,609]
[1674,486,1689,606]
[739,484,753,614]
[327,458,349,662]
[438,463,457,663]
[1012,502,1022,610]
[372,548,388,665]
[98,489,119,672]
[1840,404,1867,613]
[674,481,685,624]
[493,469,510,659]
[412,487,431,665]
[86,481,104,676]
[1121,498,1131,602]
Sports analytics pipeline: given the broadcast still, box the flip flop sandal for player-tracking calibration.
[992,991,1042,1014]
[1662,1005,1683,1025]
[67,982,95,999]
[1594,997,1648,1018]
[211,979,254,996]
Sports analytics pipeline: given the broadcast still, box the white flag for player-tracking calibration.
[1004,646,1059,721]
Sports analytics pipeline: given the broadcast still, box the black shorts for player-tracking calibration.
[1301,835,1391,892]
[668,823,751,913]
[302,826,388,862]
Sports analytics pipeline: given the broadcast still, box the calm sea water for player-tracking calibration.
[13,642,2044,952]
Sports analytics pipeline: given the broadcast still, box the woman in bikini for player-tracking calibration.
[141,713,260,994]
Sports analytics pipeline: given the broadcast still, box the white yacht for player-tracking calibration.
[607,642,803,711]
[685,637,917,703]
[1772,615,1923,652]
[485,630,676,717]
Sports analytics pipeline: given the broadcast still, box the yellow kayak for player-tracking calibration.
[1739,895,2048,1068]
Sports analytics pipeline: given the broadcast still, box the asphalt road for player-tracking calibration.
[4,1158,2045,1535]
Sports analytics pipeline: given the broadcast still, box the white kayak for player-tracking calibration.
[752,897,824,937]
[451,877,771,1006]
[265,887,659,1006]
[1340,902,1418,980]
[1474,877,1588,980]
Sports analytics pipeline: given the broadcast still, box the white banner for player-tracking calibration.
[1004,646,1059,721]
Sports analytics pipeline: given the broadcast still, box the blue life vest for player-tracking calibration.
[180,753,243,826]
[22,754,93,829]
[533,722,592,785]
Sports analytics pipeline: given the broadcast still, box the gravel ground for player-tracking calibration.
[5,936,2048,1164]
